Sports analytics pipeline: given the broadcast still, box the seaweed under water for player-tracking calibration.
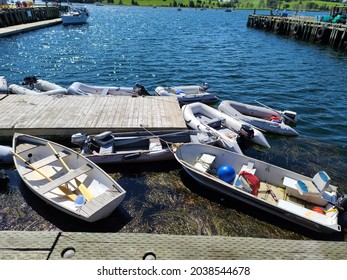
[0,137,346,242]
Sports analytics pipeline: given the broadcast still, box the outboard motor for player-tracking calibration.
[22,76,38,88]
[133,83,150,96]
[282,110,298,125]
[71,133,90,155]
[239,124,254,140]
[200,82,209,91]
[337,194,347,211]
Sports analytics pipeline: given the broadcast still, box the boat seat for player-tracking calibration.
[149,138,162,151]
[296,171,331,195]
[99,142,114,154]
[204,117,226,128]
[283,171,335,206]
[194,153,216,172]
[37,164,93,195]
[22,151,70,176]
[101,88,109,95]
[92,131,114,146]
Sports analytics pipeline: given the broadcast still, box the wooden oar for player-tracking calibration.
[47,142,93,201]
[11,150,77,201]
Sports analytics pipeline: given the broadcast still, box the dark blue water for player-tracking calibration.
[1,5,347,238]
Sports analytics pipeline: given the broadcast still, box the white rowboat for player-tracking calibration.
[12,133,126,222]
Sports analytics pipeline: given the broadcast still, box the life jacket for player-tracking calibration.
[239,171,260,196]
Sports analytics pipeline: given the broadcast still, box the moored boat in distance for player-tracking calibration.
[71,129,220,164]
[61,5,89,26]
[218,100,299,136]
[174,143,347,234]
[12,133,126,222]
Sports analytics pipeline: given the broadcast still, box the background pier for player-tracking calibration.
[247,14,347,51]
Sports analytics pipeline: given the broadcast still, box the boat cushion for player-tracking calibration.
[295,171,331,195]
[194,153,216,172]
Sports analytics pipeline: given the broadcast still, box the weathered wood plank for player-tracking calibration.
[0,231,58,260]
[1,231,347,260]
[49,232,347,260]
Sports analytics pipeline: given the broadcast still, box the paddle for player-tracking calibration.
[47,142,93,201]
[11,149,77,201]
[254,100,293,123]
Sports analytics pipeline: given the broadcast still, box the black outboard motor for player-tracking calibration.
[133,83,150,96]
[239,124,254,140]
[22,76,38,87]
[337,194,347,211]
[200,82,209,91]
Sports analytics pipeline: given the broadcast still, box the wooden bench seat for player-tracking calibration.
[22,151,70,176]
[37,164,93,195]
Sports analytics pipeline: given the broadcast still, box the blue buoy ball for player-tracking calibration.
[217,165,236,183]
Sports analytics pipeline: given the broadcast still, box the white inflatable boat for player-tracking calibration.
[155,83,219,105]
[218,100,299,136]
[67,82,151,96]
[9,76,67,95]
[182,102,271,152]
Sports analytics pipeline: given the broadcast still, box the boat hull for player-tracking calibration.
[174,143,341,234]
[72,130,220,164]
[67,82,135,96]
[12,133,126,222]
[218,100,299,136]
[155,85,219,105]
[182,102,271,152]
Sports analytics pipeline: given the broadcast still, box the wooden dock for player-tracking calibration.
[0,17,62,37]
[0,94,187,140]
[247,14,347,51]
[0,6,61,37]
[1,231,347,260]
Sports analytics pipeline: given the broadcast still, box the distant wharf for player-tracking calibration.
[247,14,347,51]
[0,6,62,37]
[1,231,347,260]
[0,94,187,140]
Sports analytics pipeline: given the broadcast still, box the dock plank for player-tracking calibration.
[0,231,346,260]
[49,232,347,260]
[0,231,58,260]
[0,94,186,138]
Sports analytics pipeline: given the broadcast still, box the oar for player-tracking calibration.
[11,150,77,201]
[47,142,93,201]
[254,100,292,123]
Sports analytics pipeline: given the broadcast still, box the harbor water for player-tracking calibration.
[0,5,346,240]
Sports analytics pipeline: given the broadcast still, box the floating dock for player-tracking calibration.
[247,14,347,51]
[1,231,347,260]
[0,94,186,140]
